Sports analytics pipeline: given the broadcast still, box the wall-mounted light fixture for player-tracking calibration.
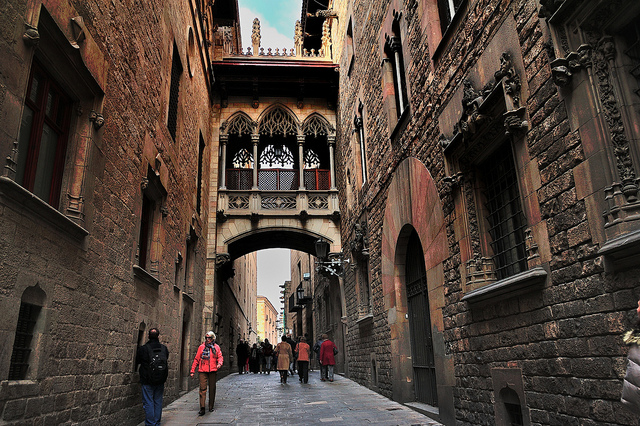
[314,239,349,277]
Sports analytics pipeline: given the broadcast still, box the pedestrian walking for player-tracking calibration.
[263,338,273,374]
[249,343,260,373]
[313,335,326,380]
[135,328,169,426]
[295,336,311,384]
[319,334,338,382]
[235,339,248,374]
[622,299,640,415]
[275,335,293,384]
[286,334,297,375]
[190,331,223,416]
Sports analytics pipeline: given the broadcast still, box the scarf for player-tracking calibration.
[202,342,215,359]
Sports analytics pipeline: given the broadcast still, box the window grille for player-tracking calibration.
[226,169,253,190]
[505,402,524,426]
[9,303,41,380]
[167,44,183,141]
[481,143,527,280]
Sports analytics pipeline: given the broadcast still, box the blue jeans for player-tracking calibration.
[141,384,164,426]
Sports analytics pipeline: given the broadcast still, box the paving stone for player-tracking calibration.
[150,371,442,425]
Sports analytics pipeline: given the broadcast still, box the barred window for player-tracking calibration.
[480,143,527,280]
[9,303,41,380]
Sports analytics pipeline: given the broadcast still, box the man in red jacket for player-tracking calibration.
[190,331,223,415]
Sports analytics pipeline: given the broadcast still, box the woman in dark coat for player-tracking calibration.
[249,343,260,373]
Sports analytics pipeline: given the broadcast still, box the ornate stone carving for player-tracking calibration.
[141,177,149,190]
[295,20,303,57]
[251,18,261,48]
[593,35,638,201]
[537,0,564,19]
[160,206,169,218]
[466,257,497,286]
[525,228,540,265]
[454,80,489,140]
[494,52,521,107]
[22,24,39,47]
[442,172,463,194]
[215,253,231,269]
[350,221,369,258]
[4,140,19,179]
[70,16,86,44]
[216,209,228,222]
[89,110,105,130]
[503,107,528,136]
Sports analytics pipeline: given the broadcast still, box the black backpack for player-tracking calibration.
[146,344,168,385]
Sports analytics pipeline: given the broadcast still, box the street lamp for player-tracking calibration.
[315,238,349,277]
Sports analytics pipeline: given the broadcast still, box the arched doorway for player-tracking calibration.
[405,230,437,405]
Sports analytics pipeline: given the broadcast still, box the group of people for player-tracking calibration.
[271,333,338,384]
[134,329,340,425]
[235,338,275,374]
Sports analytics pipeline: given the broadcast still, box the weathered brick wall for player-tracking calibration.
[0,0,219,424]
[335,0,640,424]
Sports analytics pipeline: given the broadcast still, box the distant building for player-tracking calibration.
[257,296,278,344]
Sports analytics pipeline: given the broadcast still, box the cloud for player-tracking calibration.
[239,6,296,53]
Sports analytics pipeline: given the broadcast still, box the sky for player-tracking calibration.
[257,249,290,314]
[238,1,301,312]
[238,0,302,52]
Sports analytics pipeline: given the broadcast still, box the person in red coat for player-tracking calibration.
[319,334,338,382]
[190,331,223,416]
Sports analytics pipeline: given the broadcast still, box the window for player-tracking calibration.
[346,18,355,75]
[197,134,205,215]
[384,12,409,120]
[480,143,528,280]
[137,168,166,273]
[357,259,371,316]
[437,0,464,35]
[354,101,368,186]
[167,43,183,141]
[16,61,72,208]
[9,285,46,380]
[9,303,42,380]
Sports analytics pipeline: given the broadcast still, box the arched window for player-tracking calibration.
[9,285,46,380]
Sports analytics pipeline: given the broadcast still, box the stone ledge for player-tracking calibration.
[356,313,373,327]
[0,177,88,242]
[404,401,440,421]
[133,266,161,289]
[598,228,640,271]
[461,266,548,304]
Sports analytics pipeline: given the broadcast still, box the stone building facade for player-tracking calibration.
[329,0,640,424]
[0,0,252,424]
[257,295,278,345]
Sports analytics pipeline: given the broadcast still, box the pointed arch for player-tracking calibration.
[222,111,256,136]
[303,113,335,137]
[258,104,300,137]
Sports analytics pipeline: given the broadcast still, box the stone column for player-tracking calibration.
[297,134,305,190]
[328,135,337,191]
[252,134,259,190]
[220,134,228,190]
[388,36,405,115]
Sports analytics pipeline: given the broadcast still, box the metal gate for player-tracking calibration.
[405,231,438,406]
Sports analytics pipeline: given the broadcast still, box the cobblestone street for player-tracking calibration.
[149,371,443,425]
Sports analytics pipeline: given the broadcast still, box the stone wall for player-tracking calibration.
[334,0,640,424]
[0,0,227,424]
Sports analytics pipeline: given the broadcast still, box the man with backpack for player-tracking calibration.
[136,328,169,426]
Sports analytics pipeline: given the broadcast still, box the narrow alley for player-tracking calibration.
[149,371,442,425]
